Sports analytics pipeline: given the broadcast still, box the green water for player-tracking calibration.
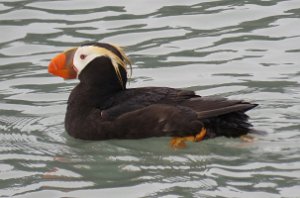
[0,0,300,197]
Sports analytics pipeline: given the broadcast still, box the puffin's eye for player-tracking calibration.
[80,54,86,60]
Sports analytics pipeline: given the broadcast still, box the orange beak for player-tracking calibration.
[48,48,77,79]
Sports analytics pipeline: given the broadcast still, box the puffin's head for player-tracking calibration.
[48,43,131,89]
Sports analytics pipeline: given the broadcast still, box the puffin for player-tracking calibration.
[48,42,257,148]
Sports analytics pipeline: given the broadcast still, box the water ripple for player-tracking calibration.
[0,0,300,197]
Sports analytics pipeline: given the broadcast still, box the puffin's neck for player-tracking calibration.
[86,82,122,97]
[75,82,123,107]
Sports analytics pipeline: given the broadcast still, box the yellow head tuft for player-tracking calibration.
[89,44,132,89]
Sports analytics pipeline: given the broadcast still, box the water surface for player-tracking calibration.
[0,0,300,197]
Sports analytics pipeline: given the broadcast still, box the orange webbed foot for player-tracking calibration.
[195,127,207,142]
[170,127,207,149]
[170,137,189,149]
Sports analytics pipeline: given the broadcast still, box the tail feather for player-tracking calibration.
[182,96,258,138]
[197,103,257,119]
[203,112,253,138]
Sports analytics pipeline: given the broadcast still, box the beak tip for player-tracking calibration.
[47,52,77,79]
[48,61,56,75]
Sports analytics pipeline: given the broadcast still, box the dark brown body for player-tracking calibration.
[64,43,257,140]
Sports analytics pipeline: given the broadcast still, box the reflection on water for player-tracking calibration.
[0,0,300,197]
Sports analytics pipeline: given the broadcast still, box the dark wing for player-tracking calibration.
[103,87,256,120]
[97,87,257,139]
[111,104,203,138]
[100,87,198,120]
[181,96,257,119]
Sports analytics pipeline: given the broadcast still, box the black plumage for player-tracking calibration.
[64,43,257,141]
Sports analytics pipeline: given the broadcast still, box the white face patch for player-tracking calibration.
[73,46,104,77]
